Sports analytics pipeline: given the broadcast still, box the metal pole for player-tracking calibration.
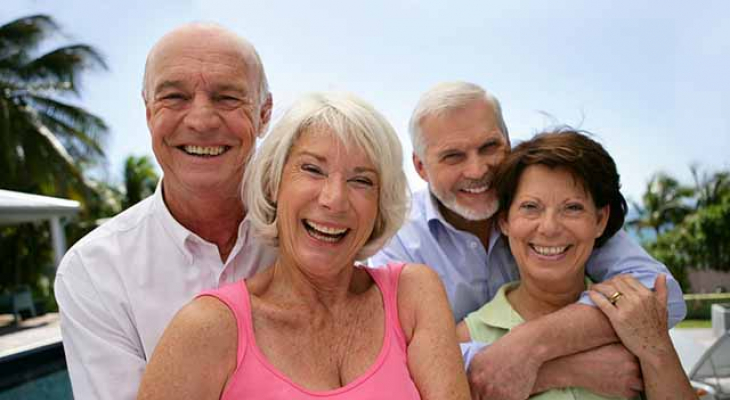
[49,216,67,269]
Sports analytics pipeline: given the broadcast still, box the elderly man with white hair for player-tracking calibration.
[55,23,275,400]
[371,81,687,400]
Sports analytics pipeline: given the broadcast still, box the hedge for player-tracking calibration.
[684,293,730,320]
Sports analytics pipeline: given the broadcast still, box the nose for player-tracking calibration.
[463,155,488,179]
[537,209,561,237]
[319,177,348,213]
[184,94,222,133]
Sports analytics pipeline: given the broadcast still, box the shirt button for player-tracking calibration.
[221,272,229,281]
[470,242,478,249]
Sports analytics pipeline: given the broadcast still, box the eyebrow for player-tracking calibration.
[436,136,503,157]
[213,83,249,95]
[153,80,186,95]
[353,166,378,175]
[295,151,378,174]
[153,81,250,97]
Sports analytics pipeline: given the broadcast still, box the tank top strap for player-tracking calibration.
[196,282,251,366]
[367,262,408,351]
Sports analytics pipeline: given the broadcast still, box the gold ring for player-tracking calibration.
[608,291,623,305]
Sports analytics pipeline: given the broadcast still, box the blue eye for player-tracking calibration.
[162,93,185,100]
[565,203,585,212]
[441,153,464,163]
[350,177,374,187]
[302,164,324,175]
[217,95,241,103]
[520,202,537,210]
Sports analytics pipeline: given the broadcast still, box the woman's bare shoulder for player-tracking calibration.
[162,295,238,356]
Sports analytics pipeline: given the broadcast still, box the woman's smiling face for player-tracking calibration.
[500,164,609,287]
[275,126,380,275]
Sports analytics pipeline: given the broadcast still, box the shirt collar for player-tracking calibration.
[425,189,503,255]
[151,180,192,250]
[151,179,249,264]
[474,282,524,330]
[475,277,595,330]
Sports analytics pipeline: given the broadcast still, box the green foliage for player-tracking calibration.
[0,223,53,293]
[627,172,694,237]
[633,166,730,291]
[0,14,110,308]
[123,155,158,210]
[0,14,108,201]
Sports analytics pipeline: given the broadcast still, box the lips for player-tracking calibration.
[457,174,493,195]
[179,145,230,157]
[530,244,570,256]
[461,185,489,194]
[303,219,350,243]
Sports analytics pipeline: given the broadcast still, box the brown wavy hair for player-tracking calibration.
[494,128,627,247]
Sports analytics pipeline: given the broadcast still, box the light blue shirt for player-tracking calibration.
[371,188,687,324]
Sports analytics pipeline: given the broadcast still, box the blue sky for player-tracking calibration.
[7,0,730,204]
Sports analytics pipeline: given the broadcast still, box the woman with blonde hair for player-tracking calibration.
[138,92,470,400]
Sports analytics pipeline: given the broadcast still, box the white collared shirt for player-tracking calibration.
[55,184,278,400]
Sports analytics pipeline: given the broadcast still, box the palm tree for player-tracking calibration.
[628,172,694,237]
[0,14,108,199]
[690,164,730,209]
[122,155,159,209]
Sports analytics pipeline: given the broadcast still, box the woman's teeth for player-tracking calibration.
[531,245,568,256]
[304,220,348,242]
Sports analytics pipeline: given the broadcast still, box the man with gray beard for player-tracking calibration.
[371,81,686,399]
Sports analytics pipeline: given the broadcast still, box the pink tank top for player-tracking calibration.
[198,263,422,400]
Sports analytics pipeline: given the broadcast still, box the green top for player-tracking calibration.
[464,280,634,400]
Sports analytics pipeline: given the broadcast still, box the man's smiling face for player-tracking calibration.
[414,98,509,224]
[145,28,264,197]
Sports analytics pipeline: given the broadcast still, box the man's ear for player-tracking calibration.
[257,93,273,137]
[413,153,429,183]
[144,92,153,133]
[498,213,510,236]
[595,205,610,238]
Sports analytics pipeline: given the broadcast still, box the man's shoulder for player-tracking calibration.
[397,188,432,234]
[59,197,158,269]
[373,189,435,264]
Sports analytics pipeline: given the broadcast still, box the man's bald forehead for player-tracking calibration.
[147,23,255,63]
[142,23,267,101]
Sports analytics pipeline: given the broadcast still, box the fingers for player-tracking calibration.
[612,275,644,297]
[588,290,617,320]
[590,281,618,298]
[654,274,668,306]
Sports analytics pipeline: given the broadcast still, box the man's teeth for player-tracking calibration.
[462,185,489,194]
[183,145,227,156]
[532,245,568,256]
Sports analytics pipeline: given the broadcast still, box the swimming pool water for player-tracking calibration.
[0,369,72,400]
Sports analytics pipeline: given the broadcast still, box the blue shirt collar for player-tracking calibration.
[423,188,503,256]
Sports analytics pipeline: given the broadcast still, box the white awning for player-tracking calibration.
[0,189,81,268]
[0,189,80,225]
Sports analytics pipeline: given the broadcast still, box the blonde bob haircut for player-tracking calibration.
[243,92,410,260]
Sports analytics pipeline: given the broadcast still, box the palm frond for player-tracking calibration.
[18,45,107,94]
[27,94,108,153]
[38,115,106,163]
[0,15,59,60]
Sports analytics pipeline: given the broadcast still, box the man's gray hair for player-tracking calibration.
[141,22,270,106]
[409,81,509,157]
[243,92,410,260]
